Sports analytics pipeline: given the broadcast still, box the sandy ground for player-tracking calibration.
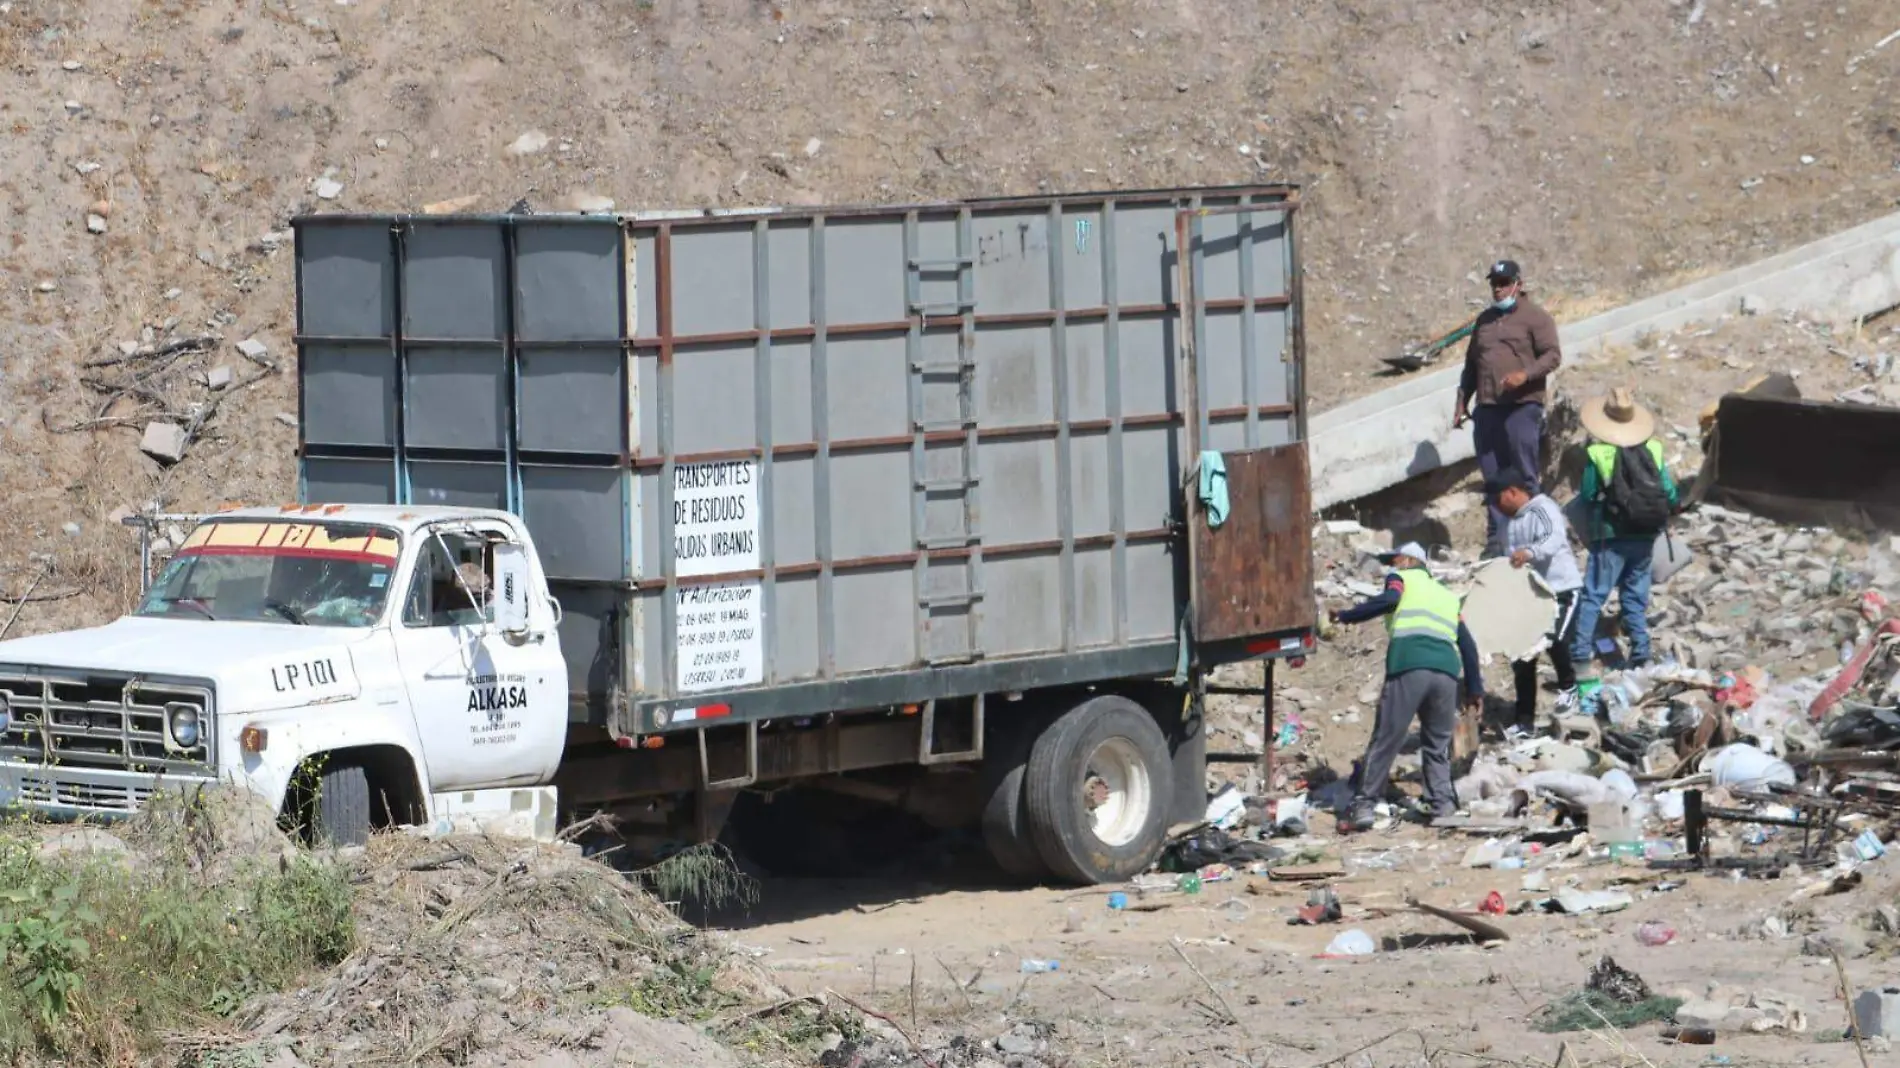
[721,846,1895,1067]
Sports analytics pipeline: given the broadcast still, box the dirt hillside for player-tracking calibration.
[2,0,1898,623]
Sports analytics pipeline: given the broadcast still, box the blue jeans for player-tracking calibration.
[1570,537,1655,665]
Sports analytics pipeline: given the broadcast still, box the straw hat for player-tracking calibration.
[1580,387,1656,448]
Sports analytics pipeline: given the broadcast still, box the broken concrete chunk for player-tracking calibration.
[236,337,270,362]
[140,422,189,464]
[314,177,343,200]
[206,365,233,390]
[85,213,107,234]
[506,130,550,156]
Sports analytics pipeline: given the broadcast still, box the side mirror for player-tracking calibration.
[491,542,531,635]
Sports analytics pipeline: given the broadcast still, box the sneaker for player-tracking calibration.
[1503,723,1535,742]
[1554,687,1579,713]
[1340,801,1377,833]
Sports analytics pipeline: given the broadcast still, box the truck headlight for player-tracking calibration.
[165,702,202,751]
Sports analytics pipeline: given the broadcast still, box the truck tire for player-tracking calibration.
[981,764,1046,881]
[1022,695,1174,885]
[314,763,372,847]
[979,706,1054,882]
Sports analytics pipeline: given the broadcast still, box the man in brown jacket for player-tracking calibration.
[1454,259,1563,557]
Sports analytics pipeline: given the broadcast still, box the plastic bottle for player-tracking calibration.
[1178,873,1203,895]
[1020,959,1060,974]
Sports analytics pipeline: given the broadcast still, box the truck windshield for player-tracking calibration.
[133,519,402,628]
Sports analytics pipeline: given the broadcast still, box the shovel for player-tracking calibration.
[1382,316,1478,372]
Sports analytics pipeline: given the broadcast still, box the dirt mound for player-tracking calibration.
[192,833,814,1068]
[0,0,1895,636]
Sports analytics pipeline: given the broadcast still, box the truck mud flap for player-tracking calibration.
[1693,374,1900,533]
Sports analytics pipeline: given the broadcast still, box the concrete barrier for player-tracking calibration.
[1309,209,1900,510]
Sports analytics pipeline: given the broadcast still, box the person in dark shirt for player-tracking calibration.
[1454,259,1564,557]
[1327,542,1485,831]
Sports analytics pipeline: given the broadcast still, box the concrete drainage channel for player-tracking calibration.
[1308,209,1900,510]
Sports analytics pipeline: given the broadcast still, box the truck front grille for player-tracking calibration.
[0,672,214,778]
[13,775,156,812]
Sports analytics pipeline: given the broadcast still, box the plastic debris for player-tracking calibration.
[1321,929,1376,956]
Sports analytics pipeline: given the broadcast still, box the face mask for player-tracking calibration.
[1493,295,1517,311]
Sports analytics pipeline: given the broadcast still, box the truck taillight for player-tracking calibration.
[240,725,268,753]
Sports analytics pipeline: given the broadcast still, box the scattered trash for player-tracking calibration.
[1532,956,1683,1033]
[1855,985,1900,1040]
[1291,887,1341,926]
[1636,921,1677,946]
[1321,929,1376,957]
[1478,890,1506,915]
[1106,892,1127,910]
[1706,743,1797,791]
[1552,888,1634,915]
[1205,786,1246,831]
[1019,959,1059,974]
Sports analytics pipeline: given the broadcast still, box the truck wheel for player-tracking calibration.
[314,763,372,847]
[1022,695,1173,885]
[979,707,1054,882]
[981,764,1047,881]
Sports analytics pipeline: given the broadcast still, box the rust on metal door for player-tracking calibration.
[1189,444,1316,642]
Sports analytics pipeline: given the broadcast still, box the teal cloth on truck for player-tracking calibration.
[1198,450,1229,529]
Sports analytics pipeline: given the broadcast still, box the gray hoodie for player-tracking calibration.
[1504,493,1582,594]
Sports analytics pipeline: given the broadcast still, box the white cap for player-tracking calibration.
[1377,542,1431,568]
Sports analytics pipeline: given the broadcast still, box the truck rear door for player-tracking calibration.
[1172,203,1317,664]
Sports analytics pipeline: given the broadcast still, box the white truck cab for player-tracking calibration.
[0,504,568,844]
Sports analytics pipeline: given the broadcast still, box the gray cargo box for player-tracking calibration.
[292,185,1313,734]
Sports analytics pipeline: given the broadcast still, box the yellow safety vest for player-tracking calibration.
[1385,567,1459,647]
[1586,439,1665,485]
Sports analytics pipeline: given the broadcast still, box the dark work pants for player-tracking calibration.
[1474,402,1545,555]
[1353,669,1459,814]
[1512,588,1579,726]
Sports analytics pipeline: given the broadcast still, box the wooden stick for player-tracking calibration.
[1304,1028,1410,1068]
[934,956,974,1011]
[83,334,218,369]
[0,566,49,641]
[1170,939,1238,1027]
[1829,949,1874,1068]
